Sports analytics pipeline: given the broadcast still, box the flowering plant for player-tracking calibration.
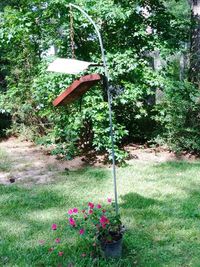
[67,198,123,244]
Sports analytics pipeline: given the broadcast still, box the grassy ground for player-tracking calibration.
[0,148,12,172]
[1,149,200,266]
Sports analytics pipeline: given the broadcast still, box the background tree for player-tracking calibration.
[189,0,200,87]
[1,0,199,160]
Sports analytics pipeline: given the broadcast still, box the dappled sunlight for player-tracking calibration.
[0,0,199,264]
[0,219,28,237]
[155,160,200,170]
[1,158,200,266]
[51,168,113,202]
[0,193,14,203]
[26,208,66,222]
[119,188,200,265]
[117,167,188,201]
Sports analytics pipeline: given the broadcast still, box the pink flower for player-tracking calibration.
[97,204,102,209]
[100,215,110,226]
[107,198,112,203]
[68,209,73,215]
[58,251,64,257]
[100,215,109,223]
[89,209,93,214]
[51,224,57,230]
[88,202,94,209]
[49,247,54,252]
[79,229,85,235]
[82,209,86,213]
[55,238,61,243]
[73,208,78,213]
[82,253,86,257]
[69,217,76,227]
[102,209,106,213]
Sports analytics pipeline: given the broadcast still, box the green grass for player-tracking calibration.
[0,148,12,172]
[1,160,200,266]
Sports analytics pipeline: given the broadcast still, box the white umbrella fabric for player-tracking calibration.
[47,58,96,75]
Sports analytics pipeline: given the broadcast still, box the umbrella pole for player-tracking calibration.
[69,3,119,215]
[104,75,119,215]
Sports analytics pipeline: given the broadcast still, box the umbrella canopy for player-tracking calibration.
[47,58,96,75]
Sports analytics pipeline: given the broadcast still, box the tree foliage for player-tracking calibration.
[1,0,199,159]
[189,0,200,87]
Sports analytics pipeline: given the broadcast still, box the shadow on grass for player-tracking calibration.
[0,182,131,267]
[0,185,67,217]
[1,161,200,267]
[121,192,159,209]
[154,160,200,171]
[0,169,113,267]
[0,184,78,266]
[180,190,200,219]
[120,191,200,267]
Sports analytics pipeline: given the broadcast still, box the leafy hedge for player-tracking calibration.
[0,0,196,161]
[155,80,200,153]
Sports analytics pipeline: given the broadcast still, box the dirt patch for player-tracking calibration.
[0,138,198,186]
[0,137,85,185]
[124,144,199,164]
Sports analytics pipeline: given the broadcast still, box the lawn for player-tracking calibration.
[0,148,12,172]
[1,152,200,266]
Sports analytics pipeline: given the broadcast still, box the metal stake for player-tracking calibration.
[69,3,119,215]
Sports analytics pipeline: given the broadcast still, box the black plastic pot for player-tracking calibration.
[100,237,123,258]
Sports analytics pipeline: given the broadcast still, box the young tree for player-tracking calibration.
[189,0,200,87]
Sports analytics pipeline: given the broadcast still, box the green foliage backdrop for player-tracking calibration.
[1,0,200,159]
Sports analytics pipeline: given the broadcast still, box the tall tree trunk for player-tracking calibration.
[189,0,200,87]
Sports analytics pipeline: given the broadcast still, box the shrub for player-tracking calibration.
[154,80,200,153]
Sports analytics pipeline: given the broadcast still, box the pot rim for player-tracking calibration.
[98,233,123,244]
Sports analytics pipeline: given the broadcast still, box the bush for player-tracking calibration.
[154,80,200,153]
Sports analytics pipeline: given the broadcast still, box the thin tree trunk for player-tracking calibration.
[179,53,185,81]
[189,0,200,87]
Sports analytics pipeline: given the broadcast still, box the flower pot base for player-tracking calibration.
[100,237,122,258]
